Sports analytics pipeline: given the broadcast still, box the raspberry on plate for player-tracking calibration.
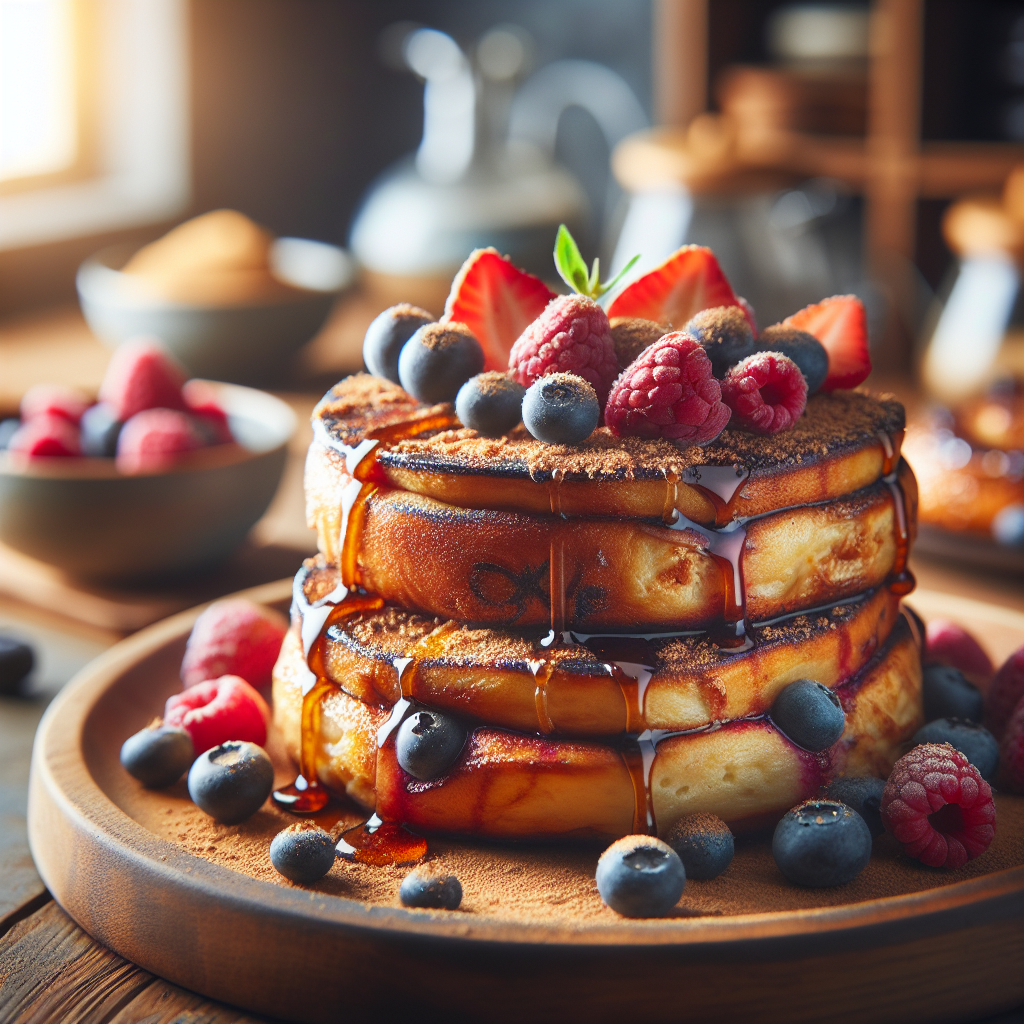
[19,383,89,425]
[99,337,188,421]
[782,294,870,392]
[164,674,269,755]
[999,696,1024,792]
[182,379,233,444]
[604,332,731,445]
[115,408,205,474]
[880,742,996,870]
[181,598,288,691]
[987,647,1024,740]
[720,351,807,435]
[6,415,81,458]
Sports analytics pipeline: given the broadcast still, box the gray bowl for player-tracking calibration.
[77,238,353,386]
[0,383,296,582]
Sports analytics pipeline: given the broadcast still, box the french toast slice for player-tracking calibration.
[308,374,905,526]
[294,558,903,733]
[272,617,922,839]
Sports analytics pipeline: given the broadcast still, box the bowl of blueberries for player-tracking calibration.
[0,339,295,582]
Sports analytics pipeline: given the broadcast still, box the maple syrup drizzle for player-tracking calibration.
[336,813,427,866]
[682,464,750,527]
[884,460,915,597]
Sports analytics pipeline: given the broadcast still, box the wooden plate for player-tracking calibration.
[28,581,1024,1024]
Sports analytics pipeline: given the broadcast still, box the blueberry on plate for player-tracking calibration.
[399,866,463,910]
[80,402,123,457]
[398,322,484,404]
[770,679,846,752]
[757,325,829,395]
[455,372,526,438]
[0,636,34,695]
[824,776,887,837]
[270,822,336,883]
[120,722,194,788]
[684,306,755,379]
[773,799,872,887]
[521,372,599,445]
[922,664,984,724]
[363,304,434,384]
[0,418,20,451]
[664,813,734,880]
[595,835,686,918]
[395,708,467,781]
[912,718,1000,782]
[187,740,274,824]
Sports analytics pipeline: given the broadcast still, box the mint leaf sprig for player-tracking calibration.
[553,224,639,304]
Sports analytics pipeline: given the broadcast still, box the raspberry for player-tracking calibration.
[987,647,1024,740]
[999,696,1024,792]
[508,294,620,404]
[115,408,205,475]
[7,415,81,458]
[880,743,996,869]
[720,351,807,435]
[99,337,188,421]
[182,380,233,444]
[164,675,269,755]
[605,333,731,445]
[925,619,994,683]
[180,598,288,691]
[19,383,89,424]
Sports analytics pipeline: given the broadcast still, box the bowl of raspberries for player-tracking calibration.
[0,338,295,581]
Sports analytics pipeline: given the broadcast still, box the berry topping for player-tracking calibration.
[757,324,829,395]
[442,248,555,372]
[607,245,741,329]
[270,822,336,883]
[187,740,274,825]
[770,678,846,752]
[609,317,664,369]
[737,296,758,335]
[98,338,188,420]
[772,799,872,887]
[399,866,463,910]
[115,408,205,475]
[913,719,1000,782]
[880,743,996,869]
[164,674,270,755]
[398,322,484,404]
[604,333,731,445]
[925,620,994,682]
[664,813,734,880]
[80,403,123,457]
[180,598,288,692]
[455,372,525,438]
[522,372,600,445]
[19,383,89,424]
[684,305,756,379]
[6,415,81,458]
[182,380,233,444]
[508,294,620,403]
[721,351,808,435]
[120,722,194,788]
[1000,697,1024,792]
[824,776,887,837]
[363,304,434,384]
[395,707,467,781]
[0,636,34,696]
[922,664,984,724]
[987,647,1024,740]
[596,835,686,918]
[782,294,870,392]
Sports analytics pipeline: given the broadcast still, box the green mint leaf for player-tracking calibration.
[554,224,591,295]
[597,253,641,300]
[588,257,600,295]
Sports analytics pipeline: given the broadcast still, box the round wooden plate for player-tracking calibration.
[28,581,1024,1024]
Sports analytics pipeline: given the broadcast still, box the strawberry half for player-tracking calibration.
[607,246,742,329]
[782,295,870,391]
[441,248,555,372]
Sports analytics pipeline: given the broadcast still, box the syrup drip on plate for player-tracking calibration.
[336,813,427,866]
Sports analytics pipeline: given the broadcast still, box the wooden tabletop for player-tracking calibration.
[1,305,1023,1023]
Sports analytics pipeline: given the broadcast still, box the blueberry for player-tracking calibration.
[187,740,274,824]
[664,813,734,880]
[455,372,526,437]
[398,322,484,404]
[399,866,463,910]
[757,326,829,395]
[80,402,123,457]
[521,372,599,445]
[824,776,887,837]
[772,799,872,887]
[596,836,686,917]
[912,719,1000,782]
[363,304,434,384]
[0,418,20,451]
[395,708,467,781]
[270,822,336,883]
[684,306,755,379]
[121,723,194,788]
[0,636,34,695]
[922,664,984,723]
[770,679,846,752]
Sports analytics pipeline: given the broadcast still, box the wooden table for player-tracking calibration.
[1,307,1023,1023]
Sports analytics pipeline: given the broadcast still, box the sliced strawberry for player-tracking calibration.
[607,246,741,329]
[441,248,555,372]
[782,295,870,391]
